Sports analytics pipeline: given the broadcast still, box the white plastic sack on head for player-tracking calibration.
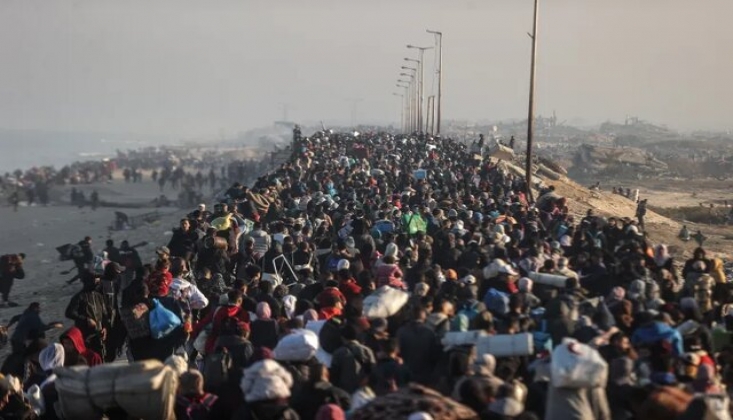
[528,272,567,288]
[442,331,488,349]
[304,320,332,367]
[274,329,319,362]
[551,338,608,389]
[362,286,409,319]
[261,273,283,286]
[476,333,534,357]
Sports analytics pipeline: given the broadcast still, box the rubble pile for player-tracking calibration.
[571,144,668,178]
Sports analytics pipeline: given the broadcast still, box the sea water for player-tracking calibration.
[0,130,148,173]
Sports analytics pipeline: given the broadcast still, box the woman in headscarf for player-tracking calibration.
[651,244,674,273]
[375,255,405,290]
[37,343,65,420]
[611,300,635,336]
[236,359,299,420]
[281,295,297,320]
[250,302,279,350]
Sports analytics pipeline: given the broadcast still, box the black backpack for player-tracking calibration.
[202,348,232,392]
[319,317,344,354]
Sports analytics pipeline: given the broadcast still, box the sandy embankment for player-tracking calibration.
[0,175,189,358]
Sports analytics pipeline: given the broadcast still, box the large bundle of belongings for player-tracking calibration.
[362,286,409,319]
[54,359,179,420]
[487,142,515,161]
[350,384,479,420]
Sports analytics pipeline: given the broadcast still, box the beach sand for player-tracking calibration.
[0,174,186,358]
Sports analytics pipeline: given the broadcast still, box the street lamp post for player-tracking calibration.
[404,58,421,132]
[525,0,540,203]
[392,93,404,133]
[400,66,417,132]
[399,72,416,132]
[427,30,443,135]
[406,45,433,134]
[426,96,435,135]
[396,83,410,131]
[398,79,413,131]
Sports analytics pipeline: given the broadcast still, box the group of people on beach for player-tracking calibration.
[0,129,731,420]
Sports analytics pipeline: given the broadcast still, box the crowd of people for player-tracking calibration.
[2,145,272,212]
[0,129,731,419]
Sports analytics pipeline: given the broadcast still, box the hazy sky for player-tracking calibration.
[0,0,731,139]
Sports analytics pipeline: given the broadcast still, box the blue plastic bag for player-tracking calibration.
[483,288,510,316]
[149,298,181,339]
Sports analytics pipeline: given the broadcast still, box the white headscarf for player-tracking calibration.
[282,295,297,319]
[39,343,65,372]
[654,244,671,267]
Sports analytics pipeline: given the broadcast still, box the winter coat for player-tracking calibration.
[11,308,46,343]
[127,297,186,362]
[544,292,580,346]
[375,264,405,289]
[234,401,300,420]
[607,383,635,420]
[396,320,442,385]
[215,335,254,370]
[290,250,319,274]
[291,381,351,420]
[193,304,250,354]
[248,229,271,256]
[59,327,103,367]
[64,287,111,338]
[426,313,451,338]
[196,248,230,277]
[330,341,376,393]
[0,261,24,285]
[370,357,412,396]
[545,386,611,420]
[338,279,362,301]
[167,229,199,258]
[250,319,279,350]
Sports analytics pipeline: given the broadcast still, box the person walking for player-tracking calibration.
[0,253,25,307]
[635,199,648,232]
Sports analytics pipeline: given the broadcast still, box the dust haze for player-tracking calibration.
[0,0,730,140]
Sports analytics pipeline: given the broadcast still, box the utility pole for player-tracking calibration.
[427,30,443,135]
[525,0,540,203]
[406,45,433,134]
